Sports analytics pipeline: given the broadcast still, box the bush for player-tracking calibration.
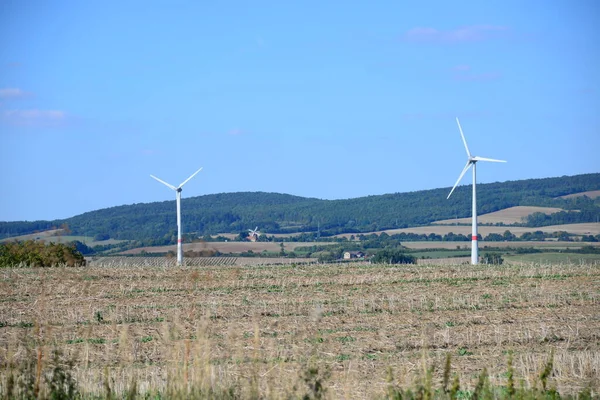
[372,249,415,264]
[0,240,86,267]
[482,252,504,265]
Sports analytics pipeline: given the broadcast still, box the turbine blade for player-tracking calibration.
[456,117,471,158]
[255,226,258,232]
[447,161,472,199]
[150,175,177,191]
[473,156,507,163]
[178,167,203,188]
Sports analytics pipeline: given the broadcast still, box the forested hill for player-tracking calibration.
[1,173,599,241]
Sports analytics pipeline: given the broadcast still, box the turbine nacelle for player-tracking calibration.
[150,167,203,192]
[447,119,506,200]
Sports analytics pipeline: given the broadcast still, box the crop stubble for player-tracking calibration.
[0,261,598,398]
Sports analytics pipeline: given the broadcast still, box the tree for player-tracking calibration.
[371,249,415,264]
[485,233,504,242]
[71,240,94,255]
[503,230,516,241]
[279,243,286,256]
[93,233,110,241]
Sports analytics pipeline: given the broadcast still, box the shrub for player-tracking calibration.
[0,240,86,268]
[372,249,416,264]
[482,252,504,265]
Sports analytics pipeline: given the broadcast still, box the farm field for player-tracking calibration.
[402,241,600,250]
[0,261,598,398]
[86,256,317,267]
[432,206,565,225]
[334,222,600,238]
[120,241,337,255]
[0,230,124,247]
[504,252,600,265]
[560,190,600,199]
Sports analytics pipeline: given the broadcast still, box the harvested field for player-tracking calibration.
[560,190,600,199]
[0,261,598,398]
[121,241,336,255]
[432,206,565,225]
[336,222,600,238]
[403,240,600,250]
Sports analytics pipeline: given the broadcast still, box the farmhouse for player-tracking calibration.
[343,251,364,259]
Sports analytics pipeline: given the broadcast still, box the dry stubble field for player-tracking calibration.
[1,261,599,398]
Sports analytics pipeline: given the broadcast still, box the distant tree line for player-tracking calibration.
[1,173,599,242]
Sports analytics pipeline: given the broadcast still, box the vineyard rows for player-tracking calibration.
[86,256,239,267]
[86,256,318,267]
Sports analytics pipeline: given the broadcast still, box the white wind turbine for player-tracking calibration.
[150,167,203,266]
[447,118,506,265]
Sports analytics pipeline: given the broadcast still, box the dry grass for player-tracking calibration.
[1,260,598,398]
[333,223,600,238]
[559,190,600,199]
[86,256,317,267]
[432,206,565,225]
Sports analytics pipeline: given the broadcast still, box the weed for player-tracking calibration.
[458,348,473,356]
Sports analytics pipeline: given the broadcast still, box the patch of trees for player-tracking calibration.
[371,249,416,264]
[524,198,600,227]
[0,240,86,267]
[1,173,599,241]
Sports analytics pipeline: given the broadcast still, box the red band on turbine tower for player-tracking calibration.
[472,235,478,241]
[177,239,183,243]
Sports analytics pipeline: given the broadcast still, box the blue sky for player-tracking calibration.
[1,1,598,222]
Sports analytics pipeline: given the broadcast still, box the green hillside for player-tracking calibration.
[1,173,599,242]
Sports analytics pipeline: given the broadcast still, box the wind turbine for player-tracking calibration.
[447,118,506,265]
[150,167,203,266]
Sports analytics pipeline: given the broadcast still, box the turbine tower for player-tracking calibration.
[447,118,506,265]
[150,167,203,266]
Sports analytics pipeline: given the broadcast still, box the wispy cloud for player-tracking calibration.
[404,25,509,43]
[0,88,30,99]
[1,109,67,127]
